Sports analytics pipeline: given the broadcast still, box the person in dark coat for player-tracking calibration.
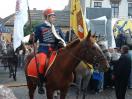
[112,45,131,99]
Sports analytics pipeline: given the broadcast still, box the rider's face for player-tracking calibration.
[48,14,56,24]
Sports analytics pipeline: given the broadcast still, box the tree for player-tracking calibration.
[24,21,41,36]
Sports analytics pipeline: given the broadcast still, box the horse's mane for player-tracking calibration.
[65,38,80,49]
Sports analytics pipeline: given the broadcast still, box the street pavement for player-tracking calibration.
[0,67,132,99]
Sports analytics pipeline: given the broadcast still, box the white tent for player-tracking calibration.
[86,16,116,48]
[86,16,107,36]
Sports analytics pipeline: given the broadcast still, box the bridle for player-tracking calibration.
[69,39,105,65]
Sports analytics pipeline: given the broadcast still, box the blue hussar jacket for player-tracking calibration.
[34,22,65,54]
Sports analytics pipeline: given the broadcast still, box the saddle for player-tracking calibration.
[43,51,57,76]
[27,51,57,78]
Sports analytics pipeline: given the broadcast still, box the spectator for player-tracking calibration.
[128,49,132,89]
[112,45,131,99]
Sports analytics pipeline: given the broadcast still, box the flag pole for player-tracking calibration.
[27,0,40,77]
[69,0,72,42]
[27,0,32,32]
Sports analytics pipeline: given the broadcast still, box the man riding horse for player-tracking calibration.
[28,8,66,94]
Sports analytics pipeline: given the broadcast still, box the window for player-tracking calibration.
[94,2,102,8]
[111,3,119,18]
[128,3,132,17]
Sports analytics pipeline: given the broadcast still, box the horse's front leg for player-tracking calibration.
[26,77,37,99]
[60,88,69,99]
[46,88,54,99]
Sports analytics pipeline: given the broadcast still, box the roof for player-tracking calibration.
[3,14,15,26]
[4,10,70,27]
[54,11,70,27]
[0,17,2,21]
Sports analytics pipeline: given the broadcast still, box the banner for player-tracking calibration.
[70,0,88,40]
[13,0,28,50]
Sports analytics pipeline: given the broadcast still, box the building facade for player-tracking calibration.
[64,0,132,18]
[86,0,132,18]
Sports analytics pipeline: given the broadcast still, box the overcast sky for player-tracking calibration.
[0,0,69,18]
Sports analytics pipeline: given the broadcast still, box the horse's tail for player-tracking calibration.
[24,52,34,76]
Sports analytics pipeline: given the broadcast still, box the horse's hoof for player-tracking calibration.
[13,76,16,81]
[54,91,58,97]
[54,91,60,98]
[9,75,11,78]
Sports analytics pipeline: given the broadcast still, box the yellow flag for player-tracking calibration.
[70,0,88,40]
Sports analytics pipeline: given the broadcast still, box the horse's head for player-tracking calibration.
[80,31,109,72]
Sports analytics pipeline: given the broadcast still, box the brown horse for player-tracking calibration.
[25,32,109,99]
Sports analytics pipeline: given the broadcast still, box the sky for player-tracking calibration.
[0,0,69,18]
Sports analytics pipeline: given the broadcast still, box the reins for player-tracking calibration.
[45,38,105,75]
[66,40,104,65]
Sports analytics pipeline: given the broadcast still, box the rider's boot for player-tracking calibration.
[38,73,45,94]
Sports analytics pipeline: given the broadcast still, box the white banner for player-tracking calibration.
[13,0,28,51]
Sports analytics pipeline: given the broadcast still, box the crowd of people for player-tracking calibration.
[74,45,132,99]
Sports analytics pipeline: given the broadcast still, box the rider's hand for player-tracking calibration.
[29,33,35,44]
[30,33,35,39]
[58,41,64,48]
